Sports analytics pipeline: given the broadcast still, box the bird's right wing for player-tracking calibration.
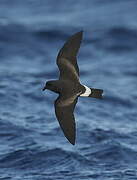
[56,31,83,82]
[54,93,80,145]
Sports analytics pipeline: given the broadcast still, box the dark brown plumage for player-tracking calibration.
[43,31,103,145]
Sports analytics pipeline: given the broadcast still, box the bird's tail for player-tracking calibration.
[89,88,103,99]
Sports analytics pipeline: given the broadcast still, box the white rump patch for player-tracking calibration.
[80,85,91,97]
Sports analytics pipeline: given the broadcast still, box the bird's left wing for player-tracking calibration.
[54,93,80,145]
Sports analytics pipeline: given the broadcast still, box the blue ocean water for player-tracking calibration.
[0,0,137,179]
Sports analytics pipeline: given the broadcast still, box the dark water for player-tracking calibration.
[0,0,137,179]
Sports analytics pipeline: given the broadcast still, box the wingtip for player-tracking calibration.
[72,31,83,39]
[66,134,76,145]
[69,139,75,145]
[63,132,76,145]
[72,142,75,145]
[76,30,83,36]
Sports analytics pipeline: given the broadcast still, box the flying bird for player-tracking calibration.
[43,31,103,145]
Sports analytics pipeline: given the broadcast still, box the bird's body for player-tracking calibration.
[43,31,103,145]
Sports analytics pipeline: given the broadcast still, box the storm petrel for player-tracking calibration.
[43,31,103,145]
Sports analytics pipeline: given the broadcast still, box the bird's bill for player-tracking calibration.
[42,85,47,91]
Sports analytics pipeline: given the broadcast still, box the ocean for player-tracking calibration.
[0,0,137,179]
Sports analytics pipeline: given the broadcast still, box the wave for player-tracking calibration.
[33,29,69,41]
[0,22,30,43]
[0,129,137,177]
[78,128,137,164]
[0,147,90,170]
[104,95,134,108]
[0,21,75,43]
[87,26,137,53]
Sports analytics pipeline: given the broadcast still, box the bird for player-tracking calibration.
[43,31,103,145]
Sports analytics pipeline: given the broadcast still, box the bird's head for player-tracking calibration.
[43,81,53,91]
[43,80,59,93]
